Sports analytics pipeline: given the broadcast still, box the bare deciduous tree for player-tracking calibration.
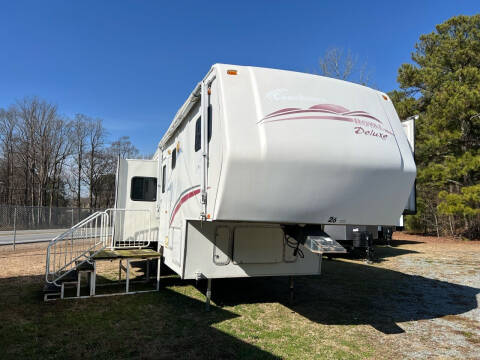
[317,47,373,86]
[83,118,107,208]
[71,114,89,208]
[0,97,141,209]
[15,97,59,207]
[0,107,18,204]
[48,117,72,208]
[110,136,140,159]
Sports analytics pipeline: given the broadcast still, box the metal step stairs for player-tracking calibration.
[44,209,159,301]
[43,261,96,300]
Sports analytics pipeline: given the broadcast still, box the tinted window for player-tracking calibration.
[161,165,166,193]
[171,148,176,170]
[194,111,212,152]
[194,117,201,152]
[130,177,157,201]
[208,104,212,142]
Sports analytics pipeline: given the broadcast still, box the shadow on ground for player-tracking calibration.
[0,275,278,359]
[328,243,420,262]
[207,245,479,335]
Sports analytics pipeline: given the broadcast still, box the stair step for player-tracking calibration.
[43,283,61,293]
[76,261,95,271]
[56,270,79,283]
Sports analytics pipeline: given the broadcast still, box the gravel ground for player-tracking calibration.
[374,233,480,359]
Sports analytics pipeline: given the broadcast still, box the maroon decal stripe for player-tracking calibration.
[309,104,350,113]
[262,110,382,124]
[265,107,301,117]
[169,188,201,226]
[263,104,383,124]
[263,108,343,120]
[344,113,382,123]
[262,109,382,124]
[260,115,394,135]
[343,111,370,115]
[260,115,355,124]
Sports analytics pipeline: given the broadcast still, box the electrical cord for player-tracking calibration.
[284,234,304,258]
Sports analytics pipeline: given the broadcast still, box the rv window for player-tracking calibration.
[161,165,166,193]
[194,117,201,152]
[130,177,157,202]
[194,112,212,152]
[208,104,212,142]
[171,148,176,170]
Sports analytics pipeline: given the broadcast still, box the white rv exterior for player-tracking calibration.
[115,64,416,280]
[324,115,417,244]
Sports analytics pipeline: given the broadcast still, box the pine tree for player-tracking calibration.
[390,15,480,238]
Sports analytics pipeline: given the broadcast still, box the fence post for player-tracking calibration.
[13,207,17,251]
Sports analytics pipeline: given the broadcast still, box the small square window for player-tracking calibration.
[131,177,157,201]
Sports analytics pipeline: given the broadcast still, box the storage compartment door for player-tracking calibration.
[214,227,231,265]
[233,227,284,264]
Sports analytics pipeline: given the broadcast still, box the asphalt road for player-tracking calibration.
[0,229,69,245]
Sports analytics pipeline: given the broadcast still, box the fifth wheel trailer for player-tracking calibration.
[114,64,416,283]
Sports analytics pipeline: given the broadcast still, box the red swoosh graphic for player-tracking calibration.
[345,113,382,123]
[261,115,355,124]
[260,115,394,135]
[265,107,301,117]
[262,103,383,124]
[169,188,201,226]
[263,108,345,120]
[309,104,350,113]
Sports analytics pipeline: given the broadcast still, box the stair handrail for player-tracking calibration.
[45,211,109,284]
[104,208,153,249]
[52,211,101,241]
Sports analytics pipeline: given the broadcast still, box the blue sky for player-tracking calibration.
[1,1,478,154]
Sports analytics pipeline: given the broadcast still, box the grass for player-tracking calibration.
[0,240,479,359]
[0,277,374,360]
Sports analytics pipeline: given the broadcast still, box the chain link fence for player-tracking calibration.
[0,205,104,249]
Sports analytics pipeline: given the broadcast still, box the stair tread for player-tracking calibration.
[43,283,61,293]
[56,270,78,282]
[76,262,94,271]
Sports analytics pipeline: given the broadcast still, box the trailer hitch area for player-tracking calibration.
[283,225,347,255]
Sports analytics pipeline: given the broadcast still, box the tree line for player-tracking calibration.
[389,15,480,239]
[0,97,142,209]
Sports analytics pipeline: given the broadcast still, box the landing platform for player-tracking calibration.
[45,248,162,301]
[92,248,162,260]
